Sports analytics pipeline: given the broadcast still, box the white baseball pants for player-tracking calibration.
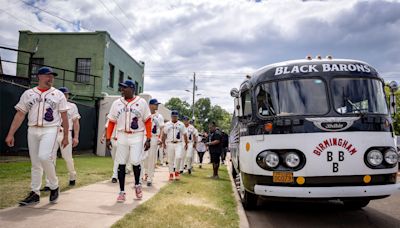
[111,138,118,179]
[166,142,183,173]
[143,137,159,181]
[180,142,194,171]
[28,126,59,195]
[115,132,145,166]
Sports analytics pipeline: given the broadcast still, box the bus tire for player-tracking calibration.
[343,199,370,209]
[242,190,258,210]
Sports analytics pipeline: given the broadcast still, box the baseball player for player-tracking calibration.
[41,87,80,191]
[179,117,198,174]
[105,80,152,202]
[101,119,118,183]
[142,98,164,186]
[162,111,188,181]
[5,67,68,206]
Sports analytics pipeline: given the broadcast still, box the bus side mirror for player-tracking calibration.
[389,81,398,116]
[230,88,239,98]
[234,97,242,117]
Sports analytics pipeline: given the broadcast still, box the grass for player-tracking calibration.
[112,164,239,228]
[0,154,113,209]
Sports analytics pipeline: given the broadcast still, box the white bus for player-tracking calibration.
[229,57,399,209]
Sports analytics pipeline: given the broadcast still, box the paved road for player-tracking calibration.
[246,180,400,227]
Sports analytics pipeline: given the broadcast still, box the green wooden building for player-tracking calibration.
[16,30,145,106]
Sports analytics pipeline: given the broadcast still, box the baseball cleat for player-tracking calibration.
[188,168,192,175]
[40,186,51,192]
[69,180,76,186]
[147,181,152,187]
[111,178,118,183]
[49,187,59,204]
[169,173,174,181]
[175,171,180,180]
[117,192,126,202]
[135,185,143,199]
[179,170,184,174]
[19,191,40,206]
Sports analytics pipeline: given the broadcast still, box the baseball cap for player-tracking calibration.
[118,80,135,89]
[38,67,58,76]
[182,116,189,121]
[149,98,160,105]
[58,87,70,94]
[171,110,179,117]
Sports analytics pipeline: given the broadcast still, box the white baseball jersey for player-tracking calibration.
[163,121,187,142]
[15,87,68,127]
[65,102,80,130]
[185,124,198,143]
[107,96,151,133]
[150,112,164,138]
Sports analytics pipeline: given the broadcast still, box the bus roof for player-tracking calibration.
[248,58,381,86]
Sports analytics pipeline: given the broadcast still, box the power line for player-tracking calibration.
[0,8,44,32]
[105,0,175,74]
[19,0,92,32]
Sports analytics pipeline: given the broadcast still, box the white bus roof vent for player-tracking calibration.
[326,55,333,60]
[306,55,312,60]
[316,55,322,60]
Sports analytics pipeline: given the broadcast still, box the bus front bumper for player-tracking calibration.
[254,183,400,198]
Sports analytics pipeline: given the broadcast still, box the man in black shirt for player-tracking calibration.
[206,121,222,179]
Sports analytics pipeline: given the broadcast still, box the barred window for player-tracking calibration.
[75,58,91,83]
[31,58,44,79]
[119,70,124,83]
[108,63,115,88]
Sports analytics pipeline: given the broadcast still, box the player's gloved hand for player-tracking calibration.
[144,138,151,151]
[72,137,79,148]
[5,135,15,147]
[61,136,69,149]
[106,139,112,150]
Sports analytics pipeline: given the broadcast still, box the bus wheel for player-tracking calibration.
[242,190,258,210]
[342,199,370,209]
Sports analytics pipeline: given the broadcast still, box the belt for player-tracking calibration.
[169,141,181,144]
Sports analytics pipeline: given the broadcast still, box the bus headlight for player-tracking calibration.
[384,149,398,165]
[285,152,300,168]
[264,152,279,168]
[367,150,383,166]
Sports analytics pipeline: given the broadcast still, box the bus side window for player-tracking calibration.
[241,90,252,117]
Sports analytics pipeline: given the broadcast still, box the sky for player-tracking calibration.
[0,0,400,112]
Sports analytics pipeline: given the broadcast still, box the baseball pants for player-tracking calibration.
[116,132,145,166]
[180,143,194,170]
[111,138,118,179]
[166,142,183,173]
[28,126,59,195]
[45,130,76,186]
[143,137,158,181]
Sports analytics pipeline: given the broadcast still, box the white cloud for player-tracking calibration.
[1,0,400,112]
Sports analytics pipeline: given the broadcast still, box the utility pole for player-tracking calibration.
[192,72,196,119]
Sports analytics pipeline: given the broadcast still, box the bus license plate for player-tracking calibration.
[273,172,294,183]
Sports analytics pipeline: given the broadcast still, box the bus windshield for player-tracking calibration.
[256,79,329,117]
[332,78,388,114]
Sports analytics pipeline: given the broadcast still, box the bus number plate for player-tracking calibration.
[273,172,294,183]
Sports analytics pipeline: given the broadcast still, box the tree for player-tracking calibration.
[164,97,191,119]
[164,97,232,133]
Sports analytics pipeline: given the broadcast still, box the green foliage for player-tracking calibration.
[165,97,232,133]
